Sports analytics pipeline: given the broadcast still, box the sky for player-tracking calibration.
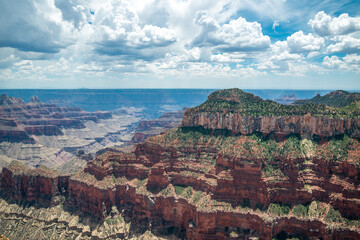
[0,0,359,89]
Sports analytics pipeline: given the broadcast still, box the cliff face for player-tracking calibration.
[0,161,68,203]
[182,112,360,138]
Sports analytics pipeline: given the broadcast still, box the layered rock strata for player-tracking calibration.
[0,94,111,142]
[183,112,360,139]
[1,131,359,240]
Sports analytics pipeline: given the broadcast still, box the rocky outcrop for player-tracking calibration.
[182,112,360,138]
[0,161,68,203]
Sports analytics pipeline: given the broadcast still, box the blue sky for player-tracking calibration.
[0,0,359,89]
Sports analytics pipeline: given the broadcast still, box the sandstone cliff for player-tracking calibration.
[182,89,360,139]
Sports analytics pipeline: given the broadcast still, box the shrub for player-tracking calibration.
[292,205,308,218]
[325,206,342,223]
[193,191,203,203]
[183,187,193,199]
[174,185,185,195]
[268,203,289,216]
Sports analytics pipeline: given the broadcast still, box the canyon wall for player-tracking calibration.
[182,111,360,138]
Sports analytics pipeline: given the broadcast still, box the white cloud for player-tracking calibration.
[344,54,360,64]
[322,56,345,69]
[287,31,324,53]
[326,35,360,53]
[270,51,302,61]
[76,62,104,72]
[93,1,176,58]
[309,11,360,36]
[192,11,270,52]
[323,54,360,73]
[1,1,359,88]
[210,53,246,63]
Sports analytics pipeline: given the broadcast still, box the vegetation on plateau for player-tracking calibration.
[293,90,360,107]
[188,88,360,118]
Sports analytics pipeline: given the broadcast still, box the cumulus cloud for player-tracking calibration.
[0,0,73,53]
[287,31,324,53]
[323,54,360,72]
[55,0,90,29]
[192,11,270,52]
[93,1,176,59]
[322,56,345,69]
[344,54,360,64]
[309,11,360,36]
[308,11,360,55]
[326,35,360,53]
[1,1,359,88]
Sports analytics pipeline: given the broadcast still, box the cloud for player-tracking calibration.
[344,54,360,64]
[0,54,19,69]
[326,35,360,53]
[0,0,73,53]
[54,0,90,29]
[93,1,176,59]
[322,55,345,69]
[1,1,359,88]
[287,31,324,53]
[309,11,360,36]
[191,11,270,52]
[210,53,246,63]
[272,20,280,32]
[256,40,322,76]
[323,54,360,72]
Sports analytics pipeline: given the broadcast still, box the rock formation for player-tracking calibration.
[1,89,360,239]
[182,89,360,139]
[0,94,112,143]
[131,108,186,143]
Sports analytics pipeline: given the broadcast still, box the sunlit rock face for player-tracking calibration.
[182,89,360,139]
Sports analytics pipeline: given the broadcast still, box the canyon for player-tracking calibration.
[0,89,360,239]
[0,94,141,171]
